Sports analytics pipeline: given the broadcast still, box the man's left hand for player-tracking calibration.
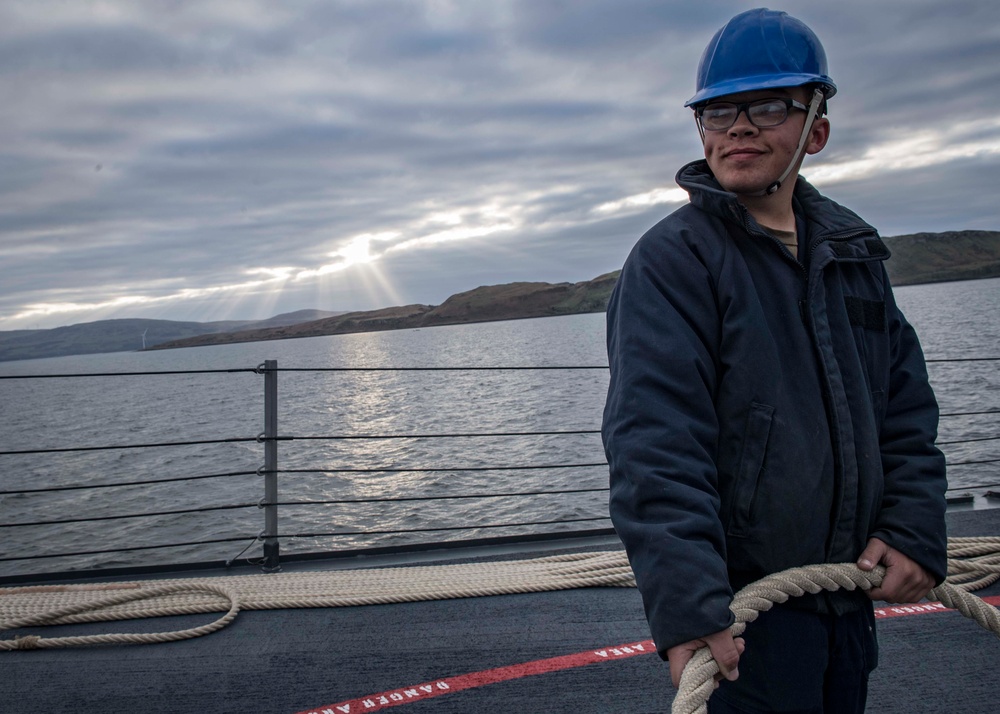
[856,537,935,603]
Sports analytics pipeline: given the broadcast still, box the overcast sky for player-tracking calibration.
[3,0,999,330]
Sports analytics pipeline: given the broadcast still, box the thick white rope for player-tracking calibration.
[0,582,240,650]
[2,537,998,662]
[672,546,1000,714]
[0,551,634,649]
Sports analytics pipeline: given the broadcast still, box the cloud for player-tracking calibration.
[593,188,688,216]
[808,118,1000,186]
[0,0,998,330]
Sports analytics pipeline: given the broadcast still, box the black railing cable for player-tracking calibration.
[287,429,600,441]
[940,409,1000,418]
[0,356,993,383]
[271,366,610,371]
[268,358,999,369]
[937,435,1000,446]
[276,462,606,475]
[278,515,612,540]
[948,457,1000,467]
[926,356,1000,363]
[274,486,609,507]
[948,483,1000,495]
[5,425,991,456]
[0,464,602,496]
[0,435,270,456]
[0,517,613,564]
[0,536,261,563]
[947,480,1000,492]
[2,503,260,528]
[0,469,259,496]
[1,487,612,528]
[0,429,599,457]
[0,368,260,379]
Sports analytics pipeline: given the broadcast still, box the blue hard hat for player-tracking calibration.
[685,8,836,107]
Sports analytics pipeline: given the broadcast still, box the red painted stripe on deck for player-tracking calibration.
[295,640,654,714]
[296,595,1000,714]
[874,594,1000,619]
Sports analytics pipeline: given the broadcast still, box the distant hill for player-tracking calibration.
[3,229,998,361]
[882,230,1000,285]
[0,310,342,362]
[148,272,621,350]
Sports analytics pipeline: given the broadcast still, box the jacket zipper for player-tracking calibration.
[736,206,879,274]
[735,208,807,277]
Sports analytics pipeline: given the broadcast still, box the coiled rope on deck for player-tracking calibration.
[0,550,634,650]
[0,582,240,650]
[1,537,998,659]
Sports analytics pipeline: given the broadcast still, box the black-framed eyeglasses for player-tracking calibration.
[696,97,809,132]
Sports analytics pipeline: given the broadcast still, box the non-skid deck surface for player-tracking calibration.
[4,509,999,714]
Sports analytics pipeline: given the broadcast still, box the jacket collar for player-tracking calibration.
[675,159,878,242]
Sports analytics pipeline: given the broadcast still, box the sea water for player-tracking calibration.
[1,278,998,576]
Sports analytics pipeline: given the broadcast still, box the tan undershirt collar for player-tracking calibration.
[762,225,798,259]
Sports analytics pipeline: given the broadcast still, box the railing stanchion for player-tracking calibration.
[262,359,280,572]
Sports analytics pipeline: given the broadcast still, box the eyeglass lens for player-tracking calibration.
[700,99,790,131]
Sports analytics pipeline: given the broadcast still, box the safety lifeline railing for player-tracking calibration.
[0,357,998,583]
[925,356,1000,507]
[0,361,614,582]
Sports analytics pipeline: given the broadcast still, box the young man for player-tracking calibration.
[602,9,947,712]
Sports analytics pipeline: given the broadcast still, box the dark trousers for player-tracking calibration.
[707,605,878,714]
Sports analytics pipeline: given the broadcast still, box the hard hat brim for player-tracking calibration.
[685,73,837,107]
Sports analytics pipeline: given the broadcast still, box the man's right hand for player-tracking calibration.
[667,629,745,689]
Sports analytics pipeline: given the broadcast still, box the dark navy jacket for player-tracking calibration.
[602,160,948,658]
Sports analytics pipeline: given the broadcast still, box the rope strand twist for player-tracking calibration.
[672,557,1000,714]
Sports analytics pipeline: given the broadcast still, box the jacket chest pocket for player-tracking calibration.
[726,402,774,538]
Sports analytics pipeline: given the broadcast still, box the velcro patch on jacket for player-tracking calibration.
[830,240,889,259]
[844,296,886,332]
[865,239,890,258]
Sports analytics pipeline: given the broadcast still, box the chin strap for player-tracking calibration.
[762,87,826,195]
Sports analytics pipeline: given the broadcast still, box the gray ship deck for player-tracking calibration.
[4,508,999,714]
